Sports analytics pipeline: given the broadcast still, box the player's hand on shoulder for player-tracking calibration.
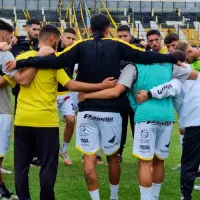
[78,92,86,102]
[136,90,148,104]
[101,77,117,89]
[11,36,18,46]
[0,42,11,51]
[6,60,16,72]
[140,40,147,48]
[37,46,55,56]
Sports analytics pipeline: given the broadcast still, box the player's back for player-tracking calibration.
[134,63,174,122]
[15,50,69,127]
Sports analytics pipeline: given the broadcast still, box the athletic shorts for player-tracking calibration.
[57,92,78,116]
[133,121,173,160]
[76,111,122,155]
[0,114,12,158]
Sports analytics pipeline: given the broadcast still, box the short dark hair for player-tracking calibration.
[26,19,40,26]
[63,27,76,35]
[176,42,189,52]
[164,33,179,44]
[39,24,60,40]
[171,50,186,62]
[0,19,14,33]
[117,25,130,33]
[146,29,161,38]
[90,13,110,33]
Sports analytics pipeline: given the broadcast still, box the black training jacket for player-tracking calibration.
[16,33,177,113]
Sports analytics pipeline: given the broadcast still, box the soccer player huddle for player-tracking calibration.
[0,13,199,200]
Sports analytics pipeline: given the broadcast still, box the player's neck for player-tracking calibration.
[38,41,51,48]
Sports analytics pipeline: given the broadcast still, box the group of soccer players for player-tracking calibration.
[0,13,199,200]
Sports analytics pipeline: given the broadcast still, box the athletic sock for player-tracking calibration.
[139,185,152,200]
[60,142,69,153]
[151,183,162,200]
[110,184,119,200]
[89,189,100,200]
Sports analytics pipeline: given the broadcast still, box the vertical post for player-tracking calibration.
[178,25,180,37]
[2,0,3,9]
[25,0,27,9]
[14,0,16,7]
[42,7,44,15]
[49,0,51,10]
[138,23,139,39]
[124,8,126,16]
[37,0,39,10]
[140,0,141,12]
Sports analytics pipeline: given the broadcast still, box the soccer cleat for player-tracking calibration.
[194,184,200,191]
[171,164,181,170]
[96,156,104,165]
[0,167,12,174]
[59,152,72,165]
[0,183,18,200]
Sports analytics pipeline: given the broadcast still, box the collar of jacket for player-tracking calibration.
[93,31,105,40]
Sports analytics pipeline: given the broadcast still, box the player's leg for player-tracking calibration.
[59,93,76,165]
[36,127,59,200]
[100,112,122,200]
[153,122,173,199]
[76,111,100,200]
[118,112,128,163]
[133,122,156,200]
[181,127,200,199]
[14,126,35,200]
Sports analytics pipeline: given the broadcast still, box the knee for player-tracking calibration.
[84,168,97,185]
[153,156,164,166]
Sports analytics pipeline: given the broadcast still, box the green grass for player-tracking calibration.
[3,121,200,200]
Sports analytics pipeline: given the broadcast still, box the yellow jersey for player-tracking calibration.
[14,50,70,127]
[159,46,168,54]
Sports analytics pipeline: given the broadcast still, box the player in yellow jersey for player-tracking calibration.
[146,29,168,54]
[3,24,116,200]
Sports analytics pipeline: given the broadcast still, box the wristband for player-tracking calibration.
[147,91,152,99]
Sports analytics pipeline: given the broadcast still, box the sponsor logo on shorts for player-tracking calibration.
[139,145,150,150]
[108,136,116,144]
[165,142,170,148]
[79,123,86,132]
[83,114,113,122]
[141,129,149,138]
[81,138,89,143]
[146,121,172,126]
[104,135,119,149]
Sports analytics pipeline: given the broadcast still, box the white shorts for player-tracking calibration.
[57,92,78,117]
[76,111,122,155]
[0,114,12,158]
[133,121,173,160]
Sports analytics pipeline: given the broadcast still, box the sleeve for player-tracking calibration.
[118,64,137,88]
[3,74,16,88]
[173,94,183,116]
[2,51,19,78]
[117,40,178,65]
[172,64,192,81]
[16,41,82,70]
[56,69,71,86]
[150,78,182,99]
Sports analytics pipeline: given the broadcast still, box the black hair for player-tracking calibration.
[39,24,60,40]
[172,50,186,62]
[146,29,161,38]
[26,19,40,26]
[117,25,130,33]
[0,19,14,33]
[90,13,110,33]
[64,27,76,35]
[164,33,179,44]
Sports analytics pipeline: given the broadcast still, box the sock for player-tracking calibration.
[180,135,184,150]
[89,189,100,200]
[139,185,152,200]
[151,183,162,200]
[110,184,119,200]
[60,142,69,153]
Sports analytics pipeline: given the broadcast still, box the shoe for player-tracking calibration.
[30,158,41,167]
[0,183,12,200]
[118,154,122,163]
[96,156,104,165]
[0,167,12,174]
[194,184,200,190]
[59,152,72,165]
[171,164,181,170]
